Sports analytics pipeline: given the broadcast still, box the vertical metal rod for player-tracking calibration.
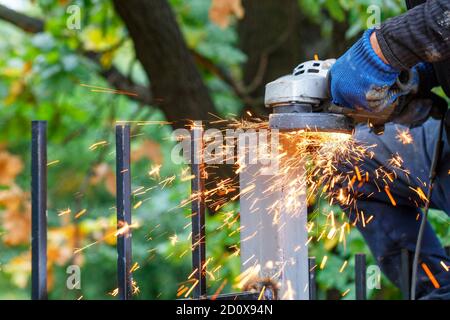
[400,248,410,300]
[116,124,132,300]
[308,257,317,300]
[355,253,366,300]
[190,124,206,298]
[445,246,450,257]
[31,121,48,300]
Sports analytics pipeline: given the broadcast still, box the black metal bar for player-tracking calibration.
[180,292,259,301]
[31,121,48,300]
[213,292,260,300]
[400,248,411,300]
[190,124,207,298]
[116,124,133,300]
[445,246,450,257]
[355,253,366,300]
[308,257,317,300]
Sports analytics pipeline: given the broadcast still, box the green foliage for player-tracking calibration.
[299,0,404,38]
[0,0,448,301]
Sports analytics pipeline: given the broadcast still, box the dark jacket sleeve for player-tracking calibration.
[376,0,450,70]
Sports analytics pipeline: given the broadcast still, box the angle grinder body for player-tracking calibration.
[264,59,407,134]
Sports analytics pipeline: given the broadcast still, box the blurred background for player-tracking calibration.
[0,0,448,300]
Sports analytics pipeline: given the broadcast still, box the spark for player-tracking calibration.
[396,128,413,144]
[47,160,60,166]
[159,175,176,188]
[320,256,328,270]
[281,280,295,300]
[177,286,189,297]
[184,280,199,298]
[132,186,145,194]
[170,117,389,299]
[257,286,266,300]
[354,166,362,181]
[339,226,346,243]
[58,208,71,216]
[130,262,140,273]
[235,265,261,290]
[179,250,188,258]
[74,209,87,219]
[327,227,337,239]
[115,222,139,236]
[242,254,255,266]
[341,288,350,297]
[148,164,162,179]
[132,280,140,295]
[133,201,143,209]
[188,268,198,280]
[203,258,213,271]
[409,186,428,203]
[421,263,440,288]
[339,260,348,273]
[80,83,138,97]
[109,288,119,296]
[116,120,171,126]
[361,211,366,228]
[384,186,397,206]
[211,279,228,300]
[89,140,108,151]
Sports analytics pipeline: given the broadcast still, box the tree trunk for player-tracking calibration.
[112,0,217,126]
[238,0,323,116]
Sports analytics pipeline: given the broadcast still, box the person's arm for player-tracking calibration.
[375,0,450,69]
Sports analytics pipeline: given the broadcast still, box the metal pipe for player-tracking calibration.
[116,124,133,300]
[31,121,48,300]
[308,257,317,300]
[355,253,366,300]
[400,248,410,300]
[190,124,207,298]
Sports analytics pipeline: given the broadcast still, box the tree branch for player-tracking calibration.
[83,51,152,105]
[0,4,152,106]
[190,49,260,110]
[0,4,44,33]
[112,0,218,123]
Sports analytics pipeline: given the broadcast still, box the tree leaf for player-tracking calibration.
[209,0,245,29]
[0,151,24,185]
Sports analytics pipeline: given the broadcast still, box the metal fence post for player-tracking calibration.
[31,121,48,300]
[355,253,366,300]
[190,123,207,298]
[239,134,309,300]
[400,248,411,300]
[116,124,133,300]
[308,257,317,300]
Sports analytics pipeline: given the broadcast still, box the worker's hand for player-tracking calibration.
[330,29,418,112]
[415,62,438,94]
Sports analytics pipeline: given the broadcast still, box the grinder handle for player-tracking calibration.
[396,69,417,93]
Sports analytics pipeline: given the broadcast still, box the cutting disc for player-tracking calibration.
[269,113,354,133]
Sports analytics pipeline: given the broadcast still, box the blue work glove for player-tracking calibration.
[330,28,419,112]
